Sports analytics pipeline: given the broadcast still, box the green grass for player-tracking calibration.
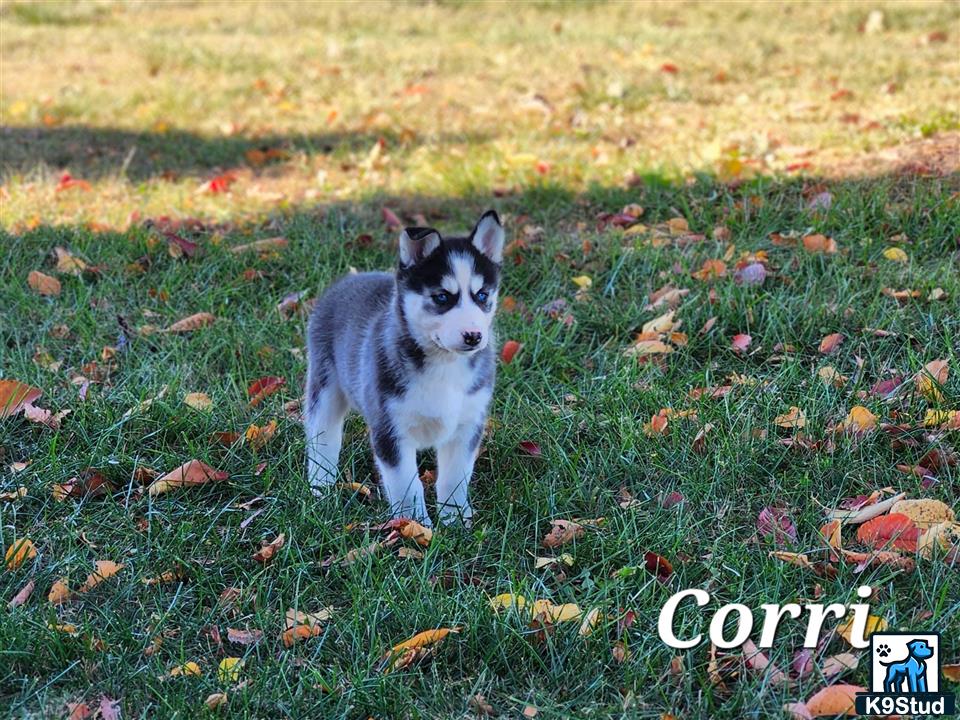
[1,1,960,718]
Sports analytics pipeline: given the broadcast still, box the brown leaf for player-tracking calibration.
[54,247,89,275]
[67,703,93,720]
[818,333,844,354]
[205,693,228,711]
[226,627,264,646]
[8,578,35,608]
[0,379,42,418]
[742,638,789,685]
[801,234,838,254]
[399,520,433,547]
[148,460,229,497]
[28,270,61,296]
[252,533,285,564]
[164,312,216,333]
[821,652,858,679]
[542,519,584,548]
[228,237,288,254]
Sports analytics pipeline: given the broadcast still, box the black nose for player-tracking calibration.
[462,331,482,347]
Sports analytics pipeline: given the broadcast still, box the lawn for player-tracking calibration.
[1,1,959,718]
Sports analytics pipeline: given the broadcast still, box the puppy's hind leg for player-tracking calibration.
[304,377,348,493]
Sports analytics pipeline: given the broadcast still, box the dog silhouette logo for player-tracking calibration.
[879,638,934,693]
[856,632,955,716]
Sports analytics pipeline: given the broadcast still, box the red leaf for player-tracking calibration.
[856,512,919,552]
[644,551,673,581]
[55,172,92,193]
[200,172,237,194]
[870,375,904,397]
[660,491,685,509]
[731,334,752,354]
[518,441,542,458]
[501,340,522,364]
[247,376,285,407]
[660,63,679,74]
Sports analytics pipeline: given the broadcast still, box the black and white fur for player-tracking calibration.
[304,210,504,526]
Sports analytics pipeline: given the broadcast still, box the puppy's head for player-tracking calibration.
[907,639,933,659]
[396,210,504,355]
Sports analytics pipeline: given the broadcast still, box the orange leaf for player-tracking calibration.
[148,460,229,497]
[252,533,285,564]
[819,520,842,549]
[818,333,844,354]
[501,340,522,364]
[0,379,42,419]
[245,420,278,450]
[399,520,433,547]
[691,259,727,281]
[391,627,459,653]
[78,560,124,592]
[247,376,286,407]
[27,270,61,296]
[801,234,838,254]
[803,683,865,716]
[856,513,919,552]
[5,538,37,570]
[48,579,72,604]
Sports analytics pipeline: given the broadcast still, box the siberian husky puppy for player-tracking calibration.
[304,210,504,526]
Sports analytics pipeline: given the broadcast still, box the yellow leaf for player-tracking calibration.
[835,405,877,434]
[183,392,212,411]
[642,311,676,335]
[774,406,806,429]
[5,538,37,570]
[882,247,908,263]
[818,366,848,388]
[170,661,202,677]
[49,622,79,635]
[571,275,592,290]
[489,593,526,611]
[77,560,124,592]
[623,340,674,357]
[916,359,948,402]
[924,409,957,427]
[217,657,243,683]
[890,499,955,530]
[838,615,886,646]
[578,607,602,636]
[245,420,278,450]
[917,521,960,559]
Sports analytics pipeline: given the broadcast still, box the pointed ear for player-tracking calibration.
[399,227,441,267]
[471,210,504,263]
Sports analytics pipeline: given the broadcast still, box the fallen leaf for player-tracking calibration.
[165,312,215,333]
[818,366,848,388]
[856,513,919,551]
[821,652,859,678]
[169,661,202,677]
[245,420,278,450]
[229,237,288,254]
[501,340,522,364]
[399,520,433,547]
[837,614,887,646]
[731,333,752,353]
[8,578,35,608]
[489,593,526,611]
[758,507,798,545]
[66,702,92,720]
[742,638,789,685]
[916,359,948,402]
[78,560,124,592]
[205,692,228,710]
[22,403,70,430]
[54,247,89,275]
[890,498,955,529]
[691,259,727,281]
[48,579,71,604]
[4,539,36,570]
[217,657,242,683]
[571,275,592,290]
[769,551,814,569]
[644,551,673,580]
[803,683,865,716]
[835,405,878,434]
[183,392,212,411]
[247,376,286,407]
[148,460,229,496]
[775,406,806,429]
[252,533,285,563]
[0,379,42,418]
[882,247,908,263]
[227,628,263,646]
[281,607,332,647]
[518,440,542,457]
[542,519,584,548]
[98,696,120,720]
[801,234,838,254]
[28,270,61,297]
[818,333,844,354]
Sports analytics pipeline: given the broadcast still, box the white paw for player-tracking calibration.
[438,503,473,528]
[394,500,432,526]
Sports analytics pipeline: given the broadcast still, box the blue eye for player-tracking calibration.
[476,290,489,303]
[432,292,450,305]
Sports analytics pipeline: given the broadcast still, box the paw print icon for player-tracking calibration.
[876,643,891,658]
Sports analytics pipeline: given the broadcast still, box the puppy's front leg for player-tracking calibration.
[371,423,429,524]
[435,423,482,526]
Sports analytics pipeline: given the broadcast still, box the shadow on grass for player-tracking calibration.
[0,124,494,182]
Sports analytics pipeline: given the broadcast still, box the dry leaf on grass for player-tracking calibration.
[818,333,844,354]
[281,607,332,647]
[148,460,229,497]
[165,312,216,333]
[48,579,72,604]
[245,420,277,450]
[247,376,286,407]
[542,519,584,548]
[217,657,242,682]
[205,692,228,710]
[399,520,433,547]
[252,533,285,563]
[5,539,37,570]
[227,628,263,646]
[28,270,61,296]
[22,404,70,430]
[775,406,806,429]
[78,560,125,593]
[8,578,35,608]
[889,498,955,529]
[0,379,42,418]
[184,392,212,411]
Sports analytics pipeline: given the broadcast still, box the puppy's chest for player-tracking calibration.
[392,361,488,447]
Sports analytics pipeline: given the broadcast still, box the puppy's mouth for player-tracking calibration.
[430,335,483,355]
